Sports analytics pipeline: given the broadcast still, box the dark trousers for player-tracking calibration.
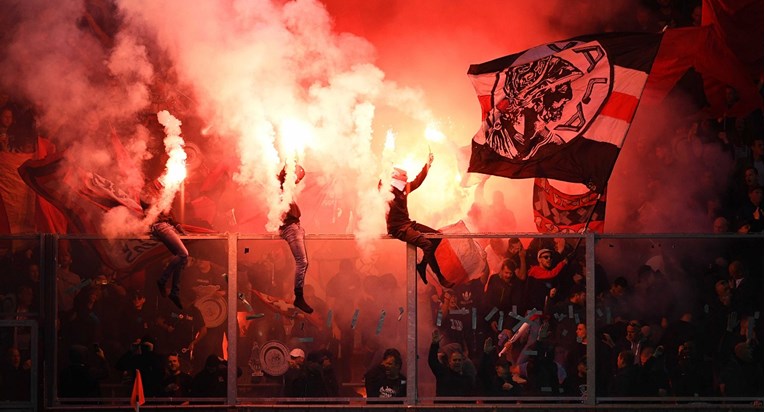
[390,222,442,276]
[152,221,188,296]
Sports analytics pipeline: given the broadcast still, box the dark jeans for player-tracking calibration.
[152,221,188,296]
[279,222,308,289]
[390,222,442,276]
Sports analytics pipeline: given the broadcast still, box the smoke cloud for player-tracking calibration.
[0,0,740,246]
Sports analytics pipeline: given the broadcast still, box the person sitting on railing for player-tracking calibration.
[384,152,453,288]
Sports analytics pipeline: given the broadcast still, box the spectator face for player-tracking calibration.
[610,284,625,297]
[507,240,521,256]
[495,363,508,378]
[639,347,654,365]
[6,348,21,368]
[749,187,763,205]
[0,109,12,128]
[753,139,764,159]
[381,355,401,378]
[575,323,586,340]
[288,355,304,368]
[577,360,587,376]
[167,355,181,373]
[28,264,40,283]
[538,252,553,269]
[713,217,729,233]
[626,323,641,343]
[744,168,758,187]
[499,265,512,282]
[448,352,463,374]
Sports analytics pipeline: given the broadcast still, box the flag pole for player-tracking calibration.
[570,191,604,255]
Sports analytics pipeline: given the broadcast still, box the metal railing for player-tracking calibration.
[0,232,761,409]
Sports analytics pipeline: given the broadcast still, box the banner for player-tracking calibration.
[532,178,605,233]
[467,32,662,193]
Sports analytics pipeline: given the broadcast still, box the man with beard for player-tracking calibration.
[364,348,407,399]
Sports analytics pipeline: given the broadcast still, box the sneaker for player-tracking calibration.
[156,280,168,298]
[416,261,428,285]
[437,275,455,289]
[294,295,314,314]
[168,294,183,310]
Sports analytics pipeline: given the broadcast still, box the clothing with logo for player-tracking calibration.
[364,364,407,398]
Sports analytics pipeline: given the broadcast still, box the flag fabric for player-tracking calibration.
[643,25,761,118]
[18,153,160,271]
[130,369,145,410]
[701,0,763,81]
[532,178,606,233]
[467,32,662,193]
[33,137,67,233]
[433,220,487,287]
[0,151,35,234]
[0,193,10,249]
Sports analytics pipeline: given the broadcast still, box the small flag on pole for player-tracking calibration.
[130,369,145,411]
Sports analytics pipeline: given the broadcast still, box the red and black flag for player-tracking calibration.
[467,32,662,193]
[532,178,606,233]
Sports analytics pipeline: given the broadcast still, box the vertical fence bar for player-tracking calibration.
[43,234,55,411]
[405,242,418,405]
[226,233,238,406]
[585,232,596,406]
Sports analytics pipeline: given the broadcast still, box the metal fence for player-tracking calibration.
[0,232,761,410]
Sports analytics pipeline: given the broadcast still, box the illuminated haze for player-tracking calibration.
[0,0,727,243]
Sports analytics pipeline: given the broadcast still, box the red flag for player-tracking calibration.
[643,25,761,118]
[701,0,763,80]
[32,136,68,233]
[532,178,606,233]
[468,32,662,193]
[18,153,165,272]
[130,369,145,410]
[433,220,487,287]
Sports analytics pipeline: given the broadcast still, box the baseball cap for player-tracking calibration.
[289,348,305,359]
[537,249,553,260]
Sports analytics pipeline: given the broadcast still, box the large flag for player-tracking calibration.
[17,152,205,272]
[532,178,606,233]
[467,32,662,193]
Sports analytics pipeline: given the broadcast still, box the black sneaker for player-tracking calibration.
[416,261,428,285]
[168,294,183,310]
[437,275,455,289]
[294,296,314,314]
[156,280,168,298]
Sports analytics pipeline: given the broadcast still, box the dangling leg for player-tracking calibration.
[154,222,188,309]
[280,223,313,314]
[411,223,453,288]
